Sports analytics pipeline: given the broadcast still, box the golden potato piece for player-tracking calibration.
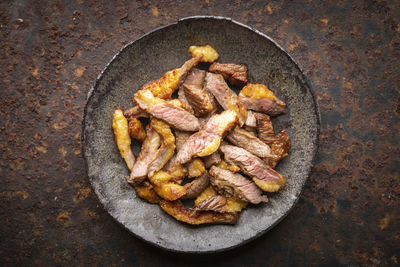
[189,45,219,63]
[142,69,181,100]
[252,173,285,193]
[133,181,160,204]
[224,198,247,213]
[128,117,146,143]
[112,108,135,171]
[217,160,241,173]
[160,200,238,225]
[187,158,206,178]
[149,171,186,201]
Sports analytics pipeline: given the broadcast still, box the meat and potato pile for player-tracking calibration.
[112,45,290,225]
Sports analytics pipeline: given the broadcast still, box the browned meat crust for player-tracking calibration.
[209,62,247,86]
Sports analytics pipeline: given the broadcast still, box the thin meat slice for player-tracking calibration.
[202,151,222,168]
[140,56,201,100]
[209,62,247,86]
[265,130,291,168]
[194,186,247,213]
[182,172,210,199]
[238,83,286,115]
[220,144,285,192]
[175,110,238,164]
[147,119,176,177]
[209,166,268,204]
[255,113,275,145]
[128,128,161,183]
[134,89,200,131]
[205,73,247,126]
[160,200,238,225]
[227,127,273,159]
[194,195,227,213]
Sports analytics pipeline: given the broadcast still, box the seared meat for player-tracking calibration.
[128,128,161,183]
[163,155,187,182]
[209,62,247,86]
[205,73,247,126]
[202,151,222,168]
[175,131,191,151]
[220,144,285,192]
[124,106,148,119]
[128,117,146,143]
[134,89,200,131]
[175,110,238,164]
[245,110,257,127]
[182,69,215,116]
[194,186,247,213]
[255,113,275,144]
[140,56,201,100]
[238,83,286,115]
[194,195,227,212]
[112,108,136,171]
[178,87,194,113]
[266,130,290,168]
[209,166,268,204]
[147,119,176,177]
[182,172,210,199]
[160,200,238,225]
[227,127,273,159]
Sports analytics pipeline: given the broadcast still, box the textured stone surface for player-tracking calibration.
[83,17,319,252]
[0,0,399,265]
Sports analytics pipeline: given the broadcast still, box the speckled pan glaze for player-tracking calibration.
[82,16,320,253]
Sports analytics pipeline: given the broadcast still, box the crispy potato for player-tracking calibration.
[148,171,186,201]
[128,117,146,143]
[142,68,181,100]
[217,160,241,173]
[160,200,238,225]
[112,108,135,171]
[133,181,160,204]
[252,176,285,193]
[187,158,206,178]
[189,45,219,63]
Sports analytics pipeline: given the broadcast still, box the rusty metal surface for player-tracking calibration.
[0,0,399,265]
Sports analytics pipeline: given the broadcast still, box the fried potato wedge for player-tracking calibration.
[148,171,186,201]
[187,158,206,178]
[112,108,135,171]
[133,181,160,204]
[189,45,219,63]
[128,117,146,143]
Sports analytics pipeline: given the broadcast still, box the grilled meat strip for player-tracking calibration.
[160,200,238,225]
[147,119,176,177]
[255,113,275,144]
[128,128,161,183]
[182,172,210,199]
[140,56,201,100]
[209,166,268,204]
[202,151,222,168]
[209,62,247,86]
[220,144,285,192]
[238,83,286,116]
[175,110,238,164]
[227,127,273,159]
[205,73,247,126]
[134,89,200,131]
[265,130,291,168]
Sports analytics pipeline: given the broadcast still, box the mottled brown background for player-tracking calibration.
[1,0,399,266]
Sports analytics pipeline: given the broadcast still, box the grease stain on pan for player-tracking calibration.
[82,16,320,253]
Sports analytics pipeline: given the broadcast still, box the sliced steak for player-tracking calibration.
[205,73,247,126]
[182,172,210,199]
[159,200,238,225]
[128,128,161,183]
[209,62,247,86]
[134,89,200,131]
[194,195,227,213]
[175,110,238,164]
[202,151,222,168]
[220,144,285,192]
[209,166,268,204]
[265,130,290,168]
[255,112,275,144]
[227,127,273,159]
[238,83,286,115]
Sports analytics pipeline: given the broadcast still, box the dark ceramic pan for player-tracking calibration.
[82,16,320,253]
